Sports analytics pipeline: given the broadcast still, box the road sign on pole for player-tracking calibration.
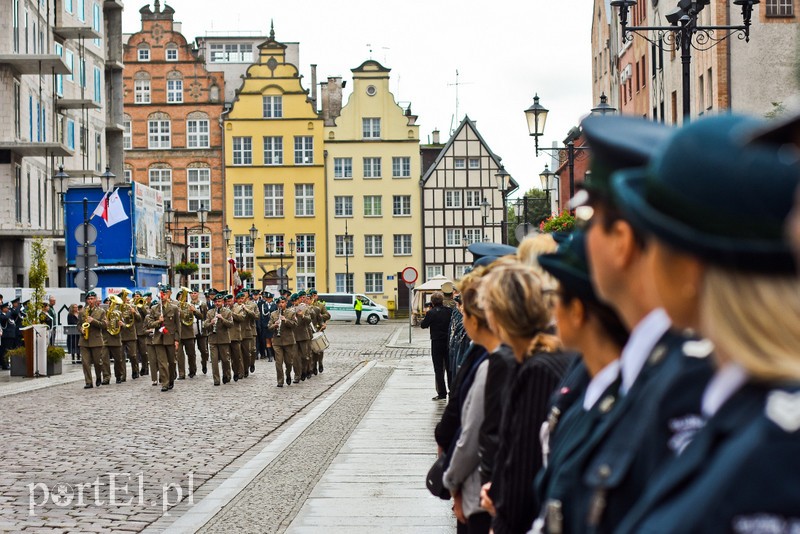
[401,266,418,285]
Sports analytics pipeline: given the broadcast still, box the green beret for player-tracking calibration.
[86,291,97,298]
[289,293,299,301]
[236,291,245,298]
[214,294,224,301]
[309,289,318,295]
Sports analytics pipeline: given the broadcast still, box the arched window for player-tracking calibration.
[209,83,220,102]
[137,43,150,62]
[165,42,179,61]
[148,163,172,208]
[123,113,132,150]
[134,71,151,104]
[166,71,183,103]
[186,111,210,149]
[147,112,171,149]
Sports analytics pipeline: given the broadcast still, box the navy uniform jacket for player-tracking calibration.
[617,382,800,534]
[569,332,714,534]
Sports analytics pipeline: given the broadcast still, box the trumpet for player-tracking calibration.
[276,310,283,338]
[81,305,91,340]
[133,295,146,308]
[211,307,218,334]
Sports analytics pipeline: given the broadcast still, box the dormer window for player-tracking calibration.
[138,45,150,62]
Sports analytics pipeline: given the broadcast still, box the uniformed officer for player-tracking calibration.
[10,297,25,349]
[79,291,107,388]
[103,296,126,384]
[145,286,181,392]
[137,292,152,377]
[177,288,198,379]
[227,293,245,381]
[260,292,277,362]
[309,290,330,374]
[290,293,312,382]
[241,289,258,375]
[191,289,209,375]
[269,296,298,387]
[204,293,233,386]
[119,290,140,380]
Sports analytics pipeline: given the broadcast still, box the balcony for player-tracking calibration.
[56,98,101,111]
[53,26,102,41]
[0,142,73,158]
[103,0,124,10]
[0,55,71,76]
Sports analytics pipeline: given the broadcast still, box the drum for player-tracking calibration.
[310,331,330,353]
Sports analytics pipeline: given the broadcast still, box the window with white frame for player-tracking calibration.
[334,196,353,217]
[209,43,253,63]
[65,0,73,13]
[148,119,170,149]
[138,46,150,62]
[263,184,284,217]
[124,169,132,183]
[393,195,411,216]
[264,234,285,255]
[167,79,183,103]
[426,265,443,280]
[468,158,480,169]
[232,136,252,165]
[262,95,283,118]
[335,273,354,293]
[66,118,75,150]
[148,168,172,209]
[335,235,354,257]
[454,158,466,169]
[365,272,383,293]
[445,190,462,208]
[465,190,481,208]
[363,157,381,178]
[188,234,212,292]
[766,0,794,16]
[362,118,381,139]
[392,156,411,178]
[364,195,382,217]
[446,228,462,247]
[393,234,412,256]
[294,136,313,165]
[134,79,150,103]
[186,118,210,148]
[455,264,470,279]
[123,117,131,149]
[295,234,316,290]
[464,228,483,245]
[187,168,211,211]
[233,184,253,217]
[234,235,255,273]
[334,157,352,179]
[166,44,178,61]
[364,235,383,256]
[263,136,283,165]
[295,184,314,216]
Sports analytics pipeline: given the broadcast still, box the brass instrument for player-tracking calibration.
[106,295,123,336]
[81,305,91,340]
[133,295,146,309]
[276,309,283,338]
[211,307,218,334]
[119,289,135,328]
[179,287,194,326]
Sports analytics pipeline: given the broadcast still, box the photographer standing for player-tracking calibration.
[421,291,453,401]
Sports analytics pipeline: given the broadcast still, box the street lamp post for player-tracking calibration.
[344,219,351,293]
[610,0,756,120]
[248,223,258,290]
[525,94,617,205]
[539,164,558,215]
[222,224,232,292]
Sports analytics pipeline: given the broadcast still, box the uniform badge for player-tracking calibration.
[598,395,615,414]
[667,414,706,454]
[648,344,668,365]
[682,338,714,358]
[766,390,800,433]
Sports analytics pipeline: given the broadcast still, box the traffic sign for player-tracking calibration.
[75,255,99,269]
[401,266,418,285]
[74,270,99,291]
[73,223,97,245]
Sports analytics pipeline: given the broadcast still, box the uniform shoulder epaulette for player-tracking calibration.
[765,390,800,433]
[681,338,714,359]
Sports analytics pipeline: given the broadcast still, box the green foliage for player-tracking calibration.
[508,189,552,246]
[540,211,576,233]
[4,346,26,360]
[23,238,48,327]
[173,262,199,275]
[238,270,253,281]
[47,345,66,363]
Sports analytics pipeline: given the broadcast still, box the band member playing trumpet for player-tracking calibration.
[268,296,298,388]
[227,293,246,381]
[241,289,258,375]
[103,295,125,384]
[177,287,197,379]
[145,285,181,392]
[79,291,108,389]
[204,293,233,386]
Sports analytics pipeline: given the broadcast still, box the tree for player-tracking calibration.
[507,188,551,246]
[23,238,49,327]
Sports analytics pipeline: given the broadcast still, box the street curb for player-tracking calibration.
[385,324,429,350]
[156,360,378,534]
[0,367,85,398]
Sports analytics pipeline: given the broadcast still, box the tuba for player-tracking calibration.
[179,287,194,326]
[81,305,91,340]
[106,295,123,336]
[119,289,135,329]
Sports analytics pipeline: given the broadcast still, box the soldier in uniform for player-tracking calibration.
[204,293,233,386]
[177,288,198,379]
[227,293,245,381]
[309,290,330,374]
[192,289,209,375]
[79,291,107,388]
[145,286,181,392]
[241,289,258,375]
[261,292,277,362]
[103,297,125,384]
[269,296,298,387]
[119,290,140,380]
[290,293,312,382]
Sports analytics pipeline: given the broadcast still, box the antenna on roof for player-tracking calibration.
[447,70,473,134]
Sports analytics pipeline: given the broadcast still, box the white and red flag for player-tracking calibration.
[91,189,129,227]
[229,258,243,294]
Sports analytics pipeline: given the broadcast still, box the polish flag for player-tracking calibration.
[91,189,129,227]
[229,258,243,294]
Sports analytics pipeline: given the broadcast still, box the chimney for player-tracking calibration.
[432,129,440,144]
[310,64,317,109]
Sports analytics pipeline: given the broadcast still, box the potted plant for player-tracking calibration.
[7,346,27,377]
[239,270,253,283]
[540,210,576,235]
[47,345,65,376]
[173,261,199,276]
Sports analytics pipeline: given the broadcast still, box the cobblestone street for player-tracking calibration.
[0,320,446,533]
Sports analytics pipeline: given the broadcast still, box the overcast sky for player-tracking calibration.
[123,0,595,198]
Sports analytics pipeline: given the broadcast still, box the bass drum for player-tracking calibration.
[310,331,330,353]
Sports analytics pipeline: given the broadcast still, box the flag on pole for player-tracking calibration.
[229,258,243,294]
[91,189,129,227]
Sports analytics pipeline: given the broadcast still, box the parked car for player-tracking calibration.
[316,293,389,325]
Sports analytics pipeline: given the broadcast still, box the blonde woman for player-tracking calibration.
[609,114,800,532]
[478,262,575,534]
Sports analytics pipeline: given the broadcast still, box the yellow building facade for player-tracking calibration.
[324,60,421,309]
[223,30,327,291]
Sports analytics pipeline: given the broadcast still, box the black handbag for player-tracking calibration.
[426,453,451,500]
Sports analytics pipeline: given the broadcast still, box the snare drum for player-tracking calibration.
[310,331,330,353]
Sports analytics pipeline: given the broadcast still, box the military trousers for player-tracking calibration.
[121,339,138,376]
[229,339,243,378]
[273,344,297,386]
[136,337,149,373]
[152,344,176,388]
[209,343,231,385]
[107,345,125,381]
[80,346,105,385]
[146,343,158,382]
[296,340,311,377]
[196,335,209,366]
[241,336,255,372]
[178,338,197,378]
[312,350,324,373]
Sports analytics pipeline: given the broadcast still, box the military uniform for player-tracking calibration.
[102,305,125,384]
[135,297,150,377]
[228,299,245,380]
[145,296,181,391]
[192,295,209,374]
[204,300,233,385]
[311,296,330,373]
[291,300,312,381]
[78,301,107,387]
[177,300,198,378]
[269,303,298,387]
[241,297,258,375]
[119,299,140,379]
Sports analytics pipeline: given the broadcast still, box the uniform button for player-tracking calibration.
[598,464,611,478]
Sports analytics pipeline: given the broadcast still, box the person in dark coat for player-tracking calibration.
[420,291,453,400]
[0,302,15,369]
[66,304,80,363]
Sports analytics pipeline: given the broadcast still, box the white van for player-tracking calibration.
[316,293,389,325]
